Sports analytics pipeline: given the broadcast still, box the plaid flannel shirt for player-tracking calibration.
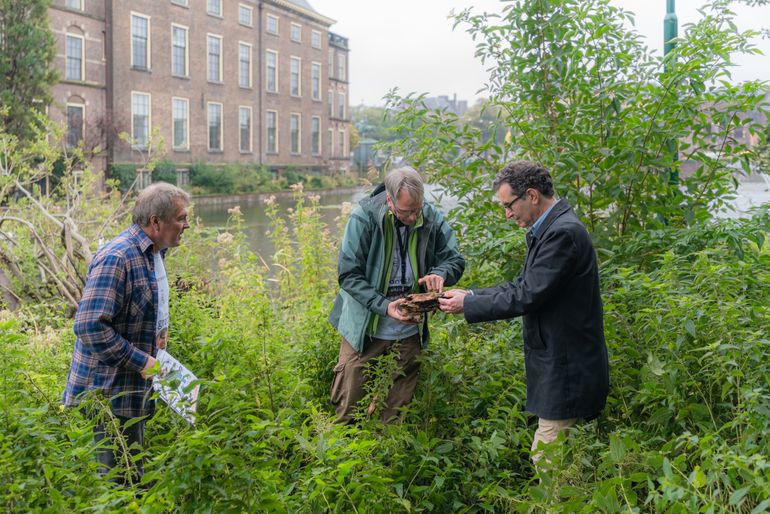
[62,224,165,418]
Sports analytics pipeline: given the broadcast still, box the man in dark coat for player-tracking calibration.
[439,160,608,465]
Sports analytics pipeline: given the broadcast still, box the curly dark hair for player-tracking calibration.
[493,161,554,197]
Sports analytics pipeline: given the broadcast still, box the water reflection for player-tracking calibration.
[194,185,454,262]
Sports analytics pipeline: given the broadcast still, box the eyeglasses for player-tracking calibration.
[391,203,422,217]
[502,194,524,211]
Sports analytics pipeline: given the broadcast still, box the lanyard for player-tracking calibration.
[394,222,409,285]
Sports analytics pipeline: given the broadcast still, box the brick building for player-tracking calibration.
[47,0,350,176]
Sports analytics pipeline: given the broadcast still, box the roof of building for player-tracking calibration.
[286,0,317,12]
[270,0,335,25]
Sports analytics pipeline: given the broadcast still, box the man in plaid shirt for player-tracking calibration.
[62,182,190,486]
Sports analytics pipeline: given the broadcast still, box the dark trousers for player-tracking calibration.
[93,415,146,486]
[330,333,422,424]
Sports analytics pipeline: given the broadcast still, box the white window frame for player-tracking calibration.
[266,50,278,93]
[171,0,188,6]
[337,51,346,81]
[65,33,85,81]
[338,128,346,158]
[327,90,333,117]
[311,116,321,156]
[239,106,252,153]
[130,12,151,70]
[65,0,83,10]
[238,4,253,26]
[311,30,322,49]
[266,14,279,35]
[327,127,333,156]
[131,91,151,149]
[266,110,278,154]
[337,92,346,119]
[171,23,189,77]
[207,33,223,83]
[328,48,334,79]
[311,62,321,101]
[207,0,222,17]
[65,102,85,148]
[290,56,301,97]
[290,23,302,43]
[171,97,189,151]
[207,102,223,152]
[238,42,252,88]
[290,113,301,155]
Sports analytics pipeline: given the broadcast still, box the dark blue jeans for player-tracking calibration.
[93,415,145,486]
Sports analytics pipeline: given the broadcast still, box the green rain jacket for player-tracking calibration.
[328,184,465,352]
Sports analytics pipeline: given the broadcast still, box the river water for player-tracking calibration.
[194,185,456,261]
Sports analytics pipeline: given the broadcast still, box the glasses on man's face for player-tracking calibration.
[392,203,422,217]
[502,194,524,211]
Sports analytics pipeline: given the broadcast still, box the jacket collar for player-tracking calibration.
[528,199,570,241]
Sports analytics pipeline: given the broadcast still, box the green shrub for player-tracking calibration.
[107,163,138,192]
[152,159,177,185]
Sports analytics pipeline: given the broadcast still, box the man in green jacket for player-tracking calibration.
[328,166,465,424]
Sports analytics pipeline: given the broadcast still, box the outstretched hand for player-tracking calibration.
[438,289,468,315]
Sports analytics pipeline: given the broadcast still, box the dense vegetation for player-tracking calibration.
[2,0,770,511]
[2,189,770,512]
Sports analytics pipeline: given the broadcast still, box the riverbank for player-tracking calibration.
[192,186,365,207]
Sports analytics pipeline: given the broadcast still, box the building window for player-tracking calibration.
[290,23,301,42]
[208,102,222,151]
[171,24,188,77]
[266,111,277,153]
[311,30,321,49]
[266,50,277,93]
[337,51,346,81]
[311,63,321,100]
[266,14,278,35]
[207,34,222,82]
[207,0,221,17]
[337,92,346,119]
[338,129,346,158]
[327,128,333,156]
[311,116,320,155]
[66,104,84,148]
[328,48,334,79]
[238,4,253,26]
[290,56,301,97]
[290,113,300,154]
[238,42,251,88]
[171,0,188,6]
[65,0,83,10]
[65,34,84,81]
[131,13,150,70]
[239,106,252,153]
[131,92,150,148]
[172,97,189,150]
[327,90,333,117]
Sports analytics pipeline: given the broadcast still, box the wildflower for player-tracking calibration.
[290,182,304,193]
[264,195,276,206]
[309,194,321,203]
[217,232,234,245]
[227,205,242,215]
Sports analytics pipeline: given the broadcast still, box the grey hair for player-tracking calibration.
[384,166,424,204]
[132,182,191,226]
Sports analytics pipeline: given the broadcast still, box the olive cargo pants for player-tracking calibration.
[330,333,422,424]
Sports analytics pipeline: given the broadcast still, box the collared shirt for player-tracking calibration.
[529,201,557,239]
[62,224,163,418]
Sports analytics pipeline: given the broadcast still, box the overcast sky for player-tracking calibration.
[310,0,770,107]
